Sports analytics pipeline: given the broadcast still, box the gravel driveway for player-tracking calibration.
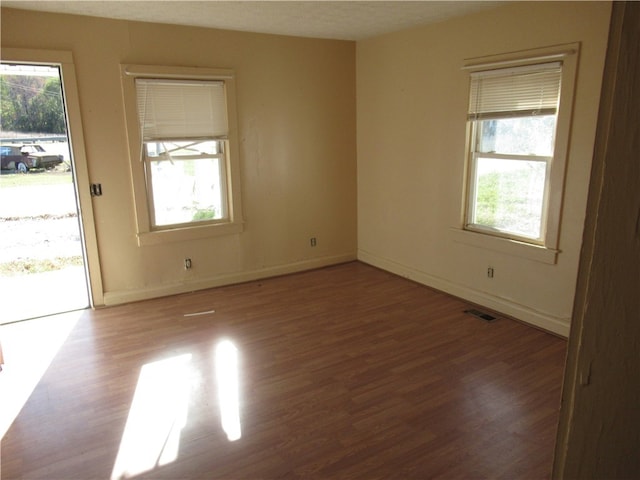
[0,145,89,323]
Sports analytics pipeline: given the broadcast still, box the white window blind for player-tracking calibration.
[136,79,228,140]
[468,62,562,120]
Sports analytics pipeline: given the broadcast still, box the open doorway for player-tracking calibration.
[0,63,90,324]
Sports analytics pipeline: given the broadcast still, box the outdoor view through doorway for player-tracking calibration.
[0,62,89,324]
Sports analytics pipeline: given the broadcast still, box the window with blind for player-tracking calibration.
[121,65,243,245]
[137,79,230,228]
[465,61,565,246]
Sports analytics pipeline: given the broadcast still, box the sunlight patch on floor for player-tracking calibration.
[215,339,242,442]
[110,353,193,480]
[0,310,83,440]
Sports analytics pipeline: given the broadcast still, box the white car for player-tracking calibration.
[0,143,64,172]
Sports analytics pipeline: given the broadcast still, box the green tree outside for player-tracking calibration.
[1,75,65,134]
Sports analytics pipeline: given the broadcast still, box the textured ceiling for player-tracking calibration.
[2,1,504,41]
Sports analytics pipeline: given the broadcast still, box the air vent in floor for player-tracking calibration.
[464,309,497,322]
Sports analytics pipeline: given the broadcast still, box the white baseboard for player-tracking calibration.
[103,253,357,307]
[358,249,570,338]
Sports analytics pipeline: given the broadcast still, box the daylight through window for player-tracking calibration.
[121,65,243,245]
[136,79,230,230]
[465,62,562,244]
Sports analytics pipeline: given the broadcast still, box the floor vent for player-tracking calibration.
[465,309,497,322]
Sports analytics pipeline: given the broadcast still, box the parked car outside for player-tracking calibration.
[0,144,64,172]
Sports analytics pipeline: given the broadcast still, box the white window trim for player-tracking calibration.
[456,44,579,263]
[450,227,559,264]
[120,64,244,246]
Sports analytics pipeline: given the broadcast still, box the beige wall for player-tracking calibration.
[1,3,612,331]
[356,1,612,336]
[1,8,357,305]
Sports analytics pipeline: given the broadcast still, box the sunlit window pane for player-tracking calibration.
[145,140,226,228]
[146,140,223,158]
[478,116,556,156]
[472,157,546,239]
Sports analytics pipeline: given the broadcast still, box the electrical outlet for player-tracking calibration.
[487,267,494,278]
[310,237,317,247]
[184,258,192,270]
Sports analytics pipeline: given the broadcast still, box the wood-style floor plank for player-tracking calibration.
[1,261,566,479]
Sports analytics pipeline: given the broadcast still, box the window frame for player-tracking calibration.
[460,44,579,259]
[120,64,244,246]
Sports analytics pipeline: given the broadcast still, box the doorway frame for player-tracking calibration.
[1,47,104,307]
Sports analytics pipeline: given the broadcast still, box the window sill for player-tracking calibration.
[137,221,244,246]
[450,228,558,264]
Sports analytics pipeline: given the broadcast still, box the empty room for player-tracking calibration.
[1,1,638,479]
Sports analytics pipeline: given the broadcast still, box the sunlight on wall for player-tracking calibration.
[110,353,193,480]
[215,339,242,442]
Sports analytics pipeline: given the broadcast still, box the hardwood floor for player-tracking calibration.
[1,262,566,479]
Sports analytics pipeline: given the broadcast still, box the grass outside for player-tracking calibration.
[474,167,545,238]
[1,169,81,276]
[0,170,72,188]
[0,256,84,276]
